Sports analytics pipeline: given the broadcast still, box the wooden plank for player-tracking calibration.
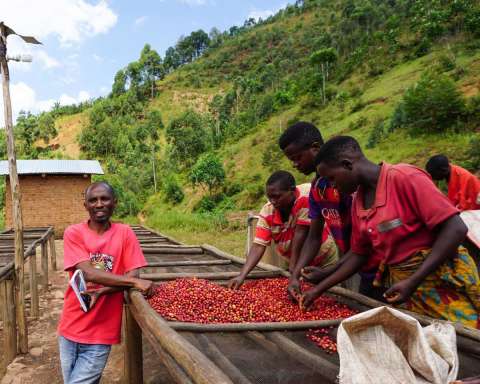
[129,291,234,384]
[41,241,48,291]
[1,279,17,372]
[142,247,204,255]
[140,270,281,281]
[49,234,57,271]
[29,253,39,319]
[196,334,253,384]
[147,260,232,267]
[267,332,338,382]
[124,305,143,384]
[201,244,289,275]
[168,319,343,332]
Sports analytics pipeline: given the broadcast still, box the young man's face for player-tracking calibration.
[316,162,358,195]
[84,185,116,224]
[428,166,450,181]
[266,183,296,211]
[283,142,320,175]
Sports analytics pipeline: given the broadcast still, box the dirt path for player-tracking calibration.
[1,241,125,384]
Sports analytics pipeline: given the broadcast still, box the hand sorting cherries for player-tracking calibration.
[148,277,356,352]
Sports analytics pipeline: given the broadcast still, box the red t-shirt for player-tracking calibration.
[58,222,146,345]
[448,164,480,211]
[351,163,459,271]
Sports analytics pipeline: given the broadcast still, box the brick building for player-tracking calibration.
[0,160,104,236]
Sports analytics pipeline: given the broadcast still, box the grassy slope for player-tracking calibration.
[48,12,480,255]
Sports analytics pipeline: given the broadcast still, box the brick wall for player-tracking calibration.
[5,174,91,237]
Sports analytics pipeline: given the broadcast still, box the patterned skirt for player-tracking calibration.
[380,248,480,329]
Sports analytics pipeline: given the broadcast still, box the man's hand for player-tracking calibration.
[383,278,417,304]
[301,265,337,284]
[81,287,110,309]
[227,275,245,290]
[133,278,154,297]
[299,287,320,311]
[287,277,301,303]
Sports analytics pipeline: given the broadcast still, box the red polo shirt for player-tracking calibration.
[448,164,480,211]
[351,163,459,271]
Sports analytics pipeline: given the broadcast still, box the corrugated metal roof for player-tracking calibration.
[0,160,104,175]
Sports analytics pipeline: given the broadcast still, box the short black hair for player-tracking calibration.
[266,170,296,191]
[315,136,363,166]
[278,121,324,150]
[85,181,116,200]
[426,155,449,173]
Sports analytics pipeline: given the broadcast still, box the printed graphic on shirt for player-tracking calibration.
[89,253,114,272]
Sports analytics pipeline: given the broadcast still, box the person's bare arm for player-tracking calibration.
[288,217,325,300]
[288,225,309,273]
[300,251,367,310]
[228,243,266,289]
[384,215,467,303]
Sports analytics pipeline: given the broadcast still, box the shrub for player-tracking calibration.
[401,72,466,135]
[189,153,226,194]
[366,120,385,149]
[163,175,184,204]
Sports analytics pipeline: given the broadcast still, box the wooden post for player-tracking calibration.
[124,305,143,384]
[29,254,39,319]
[48,233,57,271]
[1,279,17,372]
[0,23,28,354]
[41,241,48,291]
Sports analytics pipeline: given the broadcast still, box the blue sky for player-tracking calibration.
[1,0,291,122]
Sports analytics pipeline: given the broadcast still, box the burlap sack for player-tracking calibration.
[460,210,480,248]
[337,306,458,384]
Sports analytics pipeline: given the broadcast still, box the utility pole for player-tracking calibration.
[0,22,41,354]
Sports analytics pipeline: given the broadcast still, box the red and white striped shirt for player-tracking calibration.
[254,183,311,258]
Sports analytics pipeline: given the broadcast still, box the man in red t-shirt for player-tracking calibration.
[426,154,480,211]
[57,182,153,384]
[302,136,479,329]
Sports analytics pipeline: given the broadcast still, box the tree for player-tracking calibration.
[402,72,466,134]
[139,44,164,98]
[189,152,225,194]
[111,69,127,97]
[37,113,57,144]
[310,48,338,104]
[164,46,181,72]
[166,110,210,167]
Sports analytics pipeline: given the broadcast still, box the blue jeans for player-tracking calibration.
[58,335,111,384]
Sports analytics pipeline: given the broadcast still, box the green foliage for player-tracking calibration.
[163,175,184,204]
[401,72,466,135]
[463,137,480,171]
[189,153,226,194]
[366,120,385,149]
[166,110,210,167]
[261,142,284,172]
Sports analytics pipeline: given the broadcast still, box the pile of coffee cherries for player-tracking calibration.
[306,328,337,354]
[148,277,355,324]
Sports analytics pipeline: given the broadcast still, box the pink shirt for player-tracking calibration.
[58,222,146,345]
[351,163,459,271]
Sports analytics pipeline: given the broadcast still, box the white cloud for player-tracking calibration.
[134,16,148,27]
[247,9,275,21]
[92,54,103,62]
[0,82,90,124]
[2,0,118,46]
[36,50,61,69]
[177,0,208,5]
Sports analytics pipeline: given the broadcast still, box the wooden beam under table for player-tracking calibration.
[123,305,143,384]
[48,234,57,271]
[0,278,17,375]
[29,253,39,319]
[41,241,48,291]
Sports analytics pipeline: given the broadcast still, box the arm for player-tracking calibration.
[77,261,153,293]
[228,243,266,289]
[384,214,467,303]
[287,217,325,300]
[301,251,368,309]
[288,225,309,273]
[82,269,142,308]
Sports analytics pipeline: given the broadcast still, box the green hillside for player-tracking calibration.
[6,0,480,254]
